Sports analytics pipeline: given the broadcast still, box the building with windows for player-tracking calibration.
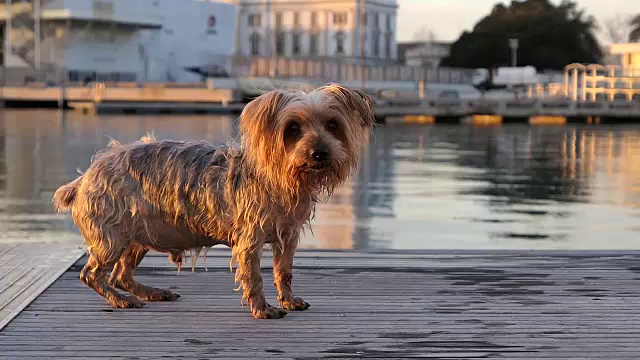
[608,43,640,69]
[0,0,237,83]
[236,0,398,65]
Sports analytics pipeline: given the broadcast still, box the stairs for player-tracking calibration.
[1,0,59,80]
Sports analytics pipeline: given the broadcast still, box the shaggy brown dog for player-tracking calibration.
[53,84,375,319]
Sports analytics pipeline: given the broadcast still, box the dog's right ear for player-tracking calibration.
[239,90,295,143]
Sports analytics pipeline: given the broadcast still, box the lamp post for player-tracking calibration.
[266,0,277,78]
[34,0,41,71]
[508,38,518,68]
[360,0,366,89]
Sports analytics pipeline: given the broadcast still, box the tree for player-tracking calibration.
[630,14,640,42]
[440,0,602,70]
[602,14,632,44]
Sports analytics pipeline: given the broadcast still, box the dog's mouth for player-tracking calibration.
[301,161,329,171]
[311,162,326,170]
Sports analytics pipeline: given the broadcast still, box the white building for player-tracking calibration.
[235,0,398,65]
[608,43,640,69]
[398,41,451,68]
[1,0,237,83]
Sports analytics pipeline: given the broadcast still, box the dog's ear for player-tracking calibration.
[239,89,295,142]
[322,84,375,128]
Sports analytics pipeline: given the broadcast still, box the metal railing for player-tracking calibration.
[241,57,475,84]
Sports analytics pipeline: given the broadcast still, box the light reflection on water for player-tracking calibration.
[1,110,639,250]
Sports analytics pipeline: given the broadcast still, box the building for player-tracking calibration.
[608,42,640,69]
[235,0,398,65]
[0,0,237,83]
[397,40,451,68]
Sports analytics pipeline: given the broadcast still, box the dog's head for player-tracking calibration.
[238,83,375,196]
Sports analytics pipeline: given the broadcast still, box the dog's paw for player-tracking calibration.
[252,306,288,319]
[145,289,181,302]
[280,297,310,311]
[112,295,145,309]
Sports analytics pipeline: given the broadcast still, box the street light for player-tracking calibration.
[509,38,518,68]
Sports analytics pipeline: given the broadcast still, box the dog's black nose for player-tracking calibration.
[311,149,329,162]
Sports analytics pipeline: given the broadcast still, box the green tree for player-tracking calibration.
[441,0,602,70]
[630,14,640,42]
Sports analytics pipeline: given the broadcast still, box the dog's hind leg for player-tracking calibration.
[80,242,145,309]
[273,240,310,311]
[110,243,181,302]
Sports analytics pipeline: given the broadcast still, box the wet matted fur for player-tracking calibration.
[53,83,375,319]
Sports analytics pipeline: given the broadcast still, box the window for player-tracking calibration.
[250,33,261,56]
[385,33,392,59]
[386,14,391,31]
[311,12,317,26]
[334,12,347,26]
[248,14,262,27]
[373,35,380,58]
[293,12,300,27]
[275,12,283,29]
[292,33,301,55]
[276,32,285,55]
[373,13,379,29]
[335,31,345,55]
[309,33,319,55]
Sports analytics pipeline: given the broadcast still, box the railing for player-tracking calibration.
[563,63,640,102]
[242,57,475,85]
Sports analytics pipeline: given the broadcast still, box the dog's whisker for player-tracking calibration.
[201,247,210,271]
[191,247,203,272]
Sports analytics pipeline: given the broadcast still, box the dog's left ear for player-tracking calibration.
[323,84,375,128]
[239,89,295,141]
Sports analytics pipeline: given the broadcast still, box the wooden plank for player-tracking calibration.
[0,243,85,331]
[1,252,640,358]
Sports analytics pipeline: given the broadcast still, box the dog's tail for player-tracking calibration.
[53,175,83,213]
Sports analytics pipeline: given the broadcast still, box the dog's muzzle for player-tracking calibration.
[309,147,329,170]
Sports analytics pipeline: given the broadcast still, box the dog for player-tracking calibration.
[53,84,375,319]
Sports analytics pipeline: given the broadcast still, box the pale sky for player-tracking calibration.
[397,0,640,43]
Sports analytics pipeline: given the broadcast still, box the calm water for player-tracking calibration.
[1,110,639,250]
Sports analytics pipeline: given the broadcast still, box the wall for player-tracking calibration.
[62,24,142,80]
[141,0,237,82]
[2,0,237,83]
[45,0,162,27]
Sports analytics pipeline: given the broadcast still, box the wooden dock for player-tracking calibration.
[1,249,640,359]
[3,83,640,124]
[0,243,85,331]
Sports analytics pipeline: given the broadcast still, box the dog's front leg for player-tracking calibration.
[273,240,310,311]
[235,244,287,319]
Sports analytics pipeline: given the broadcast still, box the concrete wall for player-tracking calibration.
[46,0,162,26]
[63,24,141,80]
[140,0,237,82]
[2,0,237,83]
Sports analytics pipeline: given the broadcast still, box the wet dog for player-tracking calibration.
[53,84,375,319]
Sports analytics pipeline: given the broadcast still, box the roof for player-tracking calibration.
[608,42,640,55]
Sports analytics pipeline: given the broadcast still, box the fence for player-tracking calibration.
[238,57,475,85]
[1,57,476,87]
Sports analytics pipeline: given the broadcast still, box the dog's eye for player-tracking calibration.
[326,120,339,133]
[284,122,301,138]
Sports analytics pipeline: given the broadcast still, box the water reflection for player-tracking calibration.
[0,110,639,250]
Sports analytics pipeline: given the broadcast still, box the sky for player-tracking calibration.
[397,0,640,43]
